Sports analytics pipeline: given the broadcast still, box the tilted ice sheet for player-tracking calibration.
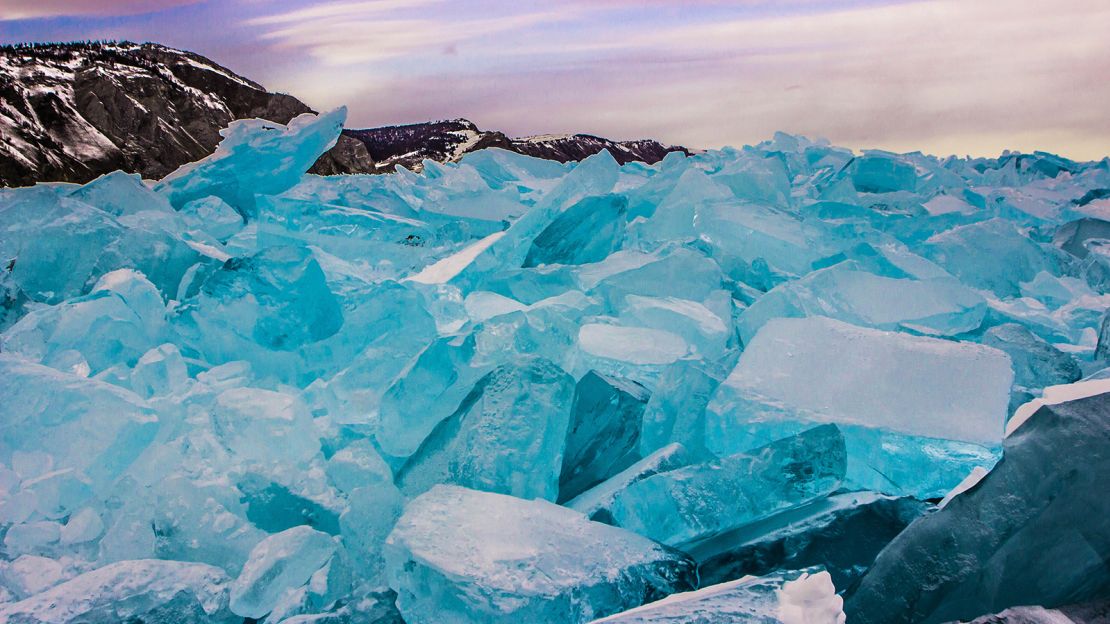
[590,568,844,624]
[707,317,1012,497]
[384,485,696,624]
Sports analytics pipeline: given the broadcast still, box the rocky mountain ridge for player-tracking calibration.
[348,118,690,173]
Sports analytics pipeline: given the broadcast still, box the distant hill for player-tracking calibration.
[346,118,689,173]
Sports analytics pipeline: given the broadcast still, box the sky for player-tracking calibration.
[1,0,1107,160]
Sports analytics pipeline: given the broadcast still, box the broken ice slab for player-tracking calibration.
[691,492,928,590]
[707,316,1012,498]
[68,170,174,217]
[256,194,445,266]
[0,355,158,493]
[578,323,689,367]
[523,193,628,267]
[981,322,1082,412]
[384,485,696,624]
[269,588,405,624]
[397,356,575,501]
[2,269,168,376]
[130,343,190,398]
[609,424,846,547]
[464,294,596,376]
[149,475,266,574]
[325,439,394,495]
[1053,217,1110,259]
[737,262,987,343]
[559,370,651,502]
[625,167,732,242]
[447,150,620,292]
[155,108,346,219]
[372,333,489,465]
[847,388,1110,624]
[339,481,405,582]
[230,526,339,619]
[589,568,845,624]
[639,359,732,459]
[181,195,244,242]
[919,218,1059,298]
[694,200,833,287]
[0,559,237,623]
[583,247,727,306]
[615,290,735,363]
[177,245,343,354]
[314,282,439,421]
[176,246,436,388]
[0,186,200,306]
[0,554,66,600]
[212,387,321,467]
[851,151,918,194]
[567,443,693,523]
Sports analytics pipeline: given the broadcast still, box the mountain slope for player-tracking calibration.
[345,119,689,173]
[0,41,372,187]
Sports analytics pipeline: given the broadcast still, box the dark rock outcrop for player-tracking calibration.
[845,391,1110,623]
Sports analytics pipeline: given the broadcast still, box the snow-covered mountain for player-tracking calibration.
[0,42,688,186]
[0,41,373,187]
[347,119,690,173]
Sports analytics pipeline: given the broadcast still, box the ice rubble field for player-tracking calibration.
[1,108,1110,623]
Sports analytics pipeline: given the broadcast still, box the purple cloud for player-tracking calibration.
[1,0,201,21]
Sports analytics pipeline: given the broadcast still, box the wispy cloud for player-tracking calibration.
[4,0,1107,160]
[0,0,200,21]
[248,0,578,65]
[259,0,1108,160]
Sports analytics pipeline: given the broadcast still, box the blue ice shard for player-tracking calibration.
[0,355,158,493]
[2,269,168,375]
[179,245,342,353]
[919,218,1058,298]
[559,371,651,502]
[567,443,693,523]
[155,108,346,218]
[692,492,928,590]
[981,322,1082,410]
[69,170,173,217]
[851,151,918,193]
[609,425,846,546]
[524,194,628,267]
[590,568,844,624]
[384,485,696,624]
[639,360,731,459]
[397,356,575,501]
[0,187,199,306]
[211,387,320,467]
[707,316,1012,498]
[0,560,236,623]
[737,262,987,342]
[373,333,490,465]
[230,526,338,619]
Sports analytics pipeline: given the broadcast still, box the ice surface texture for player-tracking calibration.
[591,568,845,624]
[384,485,696,624]
[2,112,1109,622]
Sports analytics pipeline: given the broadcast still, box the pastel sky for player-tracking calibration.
[1,0,1107,160]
